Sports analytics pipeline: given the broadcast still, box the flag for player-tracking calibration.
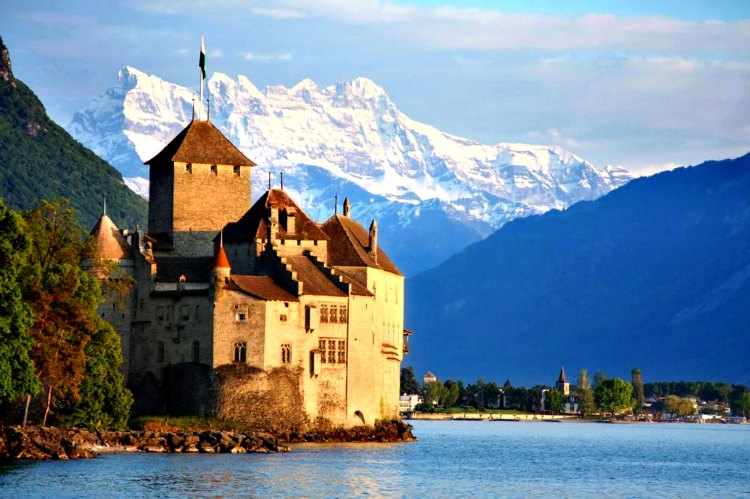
[199,35,206,80]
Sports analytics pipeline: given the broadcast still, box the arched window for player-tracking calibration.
[192,340,200,363]
[234,342,247,363]
[281,344,291,364]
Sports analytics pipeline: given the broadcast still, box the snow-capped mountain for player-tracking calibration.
[68,66,631,274]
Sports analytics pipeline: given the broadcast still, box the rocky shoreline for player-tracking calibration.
[0,420,415,461]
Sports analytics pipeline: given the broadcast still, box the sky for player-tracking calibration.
[1,0,749,175]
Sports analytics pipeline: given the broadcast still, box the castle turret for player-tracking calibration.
[342,197,351,217]
[212,235,231,289]
[368,219,378,263]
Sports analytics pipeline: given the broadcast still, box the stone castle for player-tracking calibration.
[90,118,408,428]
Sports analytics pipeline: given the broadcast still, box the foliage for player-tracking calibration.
[442,380,461,408]
[422,381,445,407]
[0,198,39,404]
[0,37,146,230]
[631,368,645,413]
[63,320,133,429]
[736,392,750,418]
[400,366,420,395]
[729,386,750,417]
[594,378,633,416]
[645,381,736,402]
[663,395,697,417]
[576,369,595,417]
[545,389,563,414]
[593,371,608,388]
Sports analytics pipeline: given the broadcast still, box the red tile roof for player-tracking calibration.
[230,275,298,301]
[144,120,255,166]
[321,214,401,275]
[222,189,329,243]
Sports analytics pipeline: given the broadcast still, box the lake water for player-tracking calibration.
[2,421,749,498]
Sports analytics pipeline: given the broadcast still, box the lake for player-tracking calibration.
[1,421,749,498]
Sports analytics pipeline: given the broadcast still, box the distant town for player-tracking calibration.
[400,367,750,424]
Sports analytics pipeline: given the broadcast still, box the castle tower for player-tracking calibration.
[212,234,231,290]
[144,120,255,256]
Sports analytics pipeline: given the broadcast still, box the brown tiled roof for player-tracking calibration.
[286,255,347,297]
[222,189,329,244]
[90,214,130,260]
[144,120,256,166]
[321,214,401,275]
[336,269,374,297]
[230,275,298,302]
[155,256,213,282]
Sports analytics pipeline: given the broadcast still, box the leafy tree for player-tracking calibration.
[576,369,595,416]
[400,366,420,395]
[546,389,563,414]
[631,368,645,414]
[737,392,750,418]
[422,381,446,407]
[21,200,100,425]
[594,378,633,416]
[0,199,40,406]
[664,395,697,417]
[593,371,608,388]
[63,321,133,429]
[442,380,461,408]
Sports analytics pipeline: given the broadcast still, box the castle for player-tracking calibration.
[90,118,408,428]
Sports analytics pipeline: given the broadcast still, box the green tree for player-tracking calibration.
[400,366,420,395]
[0,199,40,406]
[21,200,100,425]
[576,368,595,416]
[664,395,697,417]
[631,368,645,414]
[546,389,564,414]
[734,392,750,418]
[594,371,608,388]
[63,321,133,429]
[422,381,446,408]
[442,380,461,408]
[594,378,633,416]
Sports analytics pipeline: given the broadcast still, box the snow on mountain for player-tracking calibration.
[68,66,631,274]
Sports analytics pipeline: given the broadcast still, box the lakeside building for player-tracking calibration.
[89,118,409,428]
[399,394,423,414]
[423,371,438,384]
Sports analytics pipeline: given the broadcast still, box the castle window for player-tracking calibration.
[319,340,327,364]
[233,165,240,176]
[157,341,165,363]
[235,305,248,322]
[233,342,247,363]
[211,165,218,175]
[192,340,200,363]
[327,340,336,363]
[156,306,165,322]
[195,305,201,323]
[339,305,348,323]
[338,340,346,364]
[167,305,174,323]
[328,305,338,324]
[281,344,291,364]
[320,305,328,323]
[280,314,287,322]
[186,163,192,173]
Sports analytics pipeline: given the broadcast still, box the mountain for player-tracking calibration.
[0,38,146,229]
[406,153,750,386]
[68,66,630,274]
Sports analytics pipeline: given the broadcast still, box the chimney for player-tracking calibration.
[368,219,378,263]
[343,197,351,217]
[285,207,296,235]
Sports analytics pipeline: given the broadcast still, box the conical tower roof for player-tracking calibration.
[90,213,130,260]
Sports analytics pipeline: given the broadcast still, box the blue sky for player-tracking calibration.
[1,0,748,174]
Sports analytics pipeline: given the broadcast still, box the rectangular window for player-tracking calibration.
[211,164,218,175]
[233,165,240,176]
[235,305,248,322]
[281,344,291,364]
[319,339,327,363]
[320,305,328,323]
[327,340,336,363]
[339,305,348,323]
[280,314,287,322]
[338,340,346,364]
[186,163,192,173]
[180,304,190,322]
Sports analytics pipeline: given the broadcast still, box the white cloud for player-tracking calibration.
[631,162,680,177]
[250,7,305,19]
[242,51,293,62]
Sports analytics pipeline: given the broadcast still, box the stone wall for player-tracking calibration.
[148,161,173,236]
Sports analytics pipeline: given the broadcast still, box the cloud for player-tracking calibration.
[242,51,293,62]
[249,7,305,19]
[631,162,681,177]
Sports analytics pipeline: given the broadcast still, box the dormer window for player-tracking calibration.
[211,165,218,175]
[186,163,192,173]
[233,165,240,176]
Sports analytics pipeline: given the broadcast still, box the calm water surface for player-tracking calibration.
[1,421,749,498]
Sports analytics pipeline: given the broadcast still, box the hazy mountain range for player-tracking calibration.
[406,153,750,385]
[68,66,630,274]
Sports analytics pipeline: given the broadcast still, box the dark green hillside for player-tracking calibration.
[0,37,145,229]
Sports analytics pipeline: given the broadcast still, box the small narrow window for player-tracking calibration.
[157,341,165,363]
[186,163,192,173]
[235,305,248,322]
[327,340,336,363]
[339,305,348,323]
[233,165,240,176]
[320,305,328,323]
[192,340,200,363]
[319,339,327,364]
[234,342,247,363]
[180,304,190,322]
[211,165,218,175]
[281,344,292,364]
[329,305,338,324]
[338,340,346,364]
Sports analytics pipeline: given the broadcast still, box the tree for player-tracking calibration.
[442,380,461,408]
[422,381,446,408]
[576,369,595,417]
[63,321,133,429]
[664,395,696,417]
[631,368,645,414]
[0,199,40,407]
[594,378,633,416]
[21,200,100,425]
[400,366,420,395]
[546,389,563,414]
[737,392,750,418]
[594,371,608,388]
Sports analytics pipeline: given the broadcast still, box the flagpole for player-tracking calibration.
[199,34,206,120]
